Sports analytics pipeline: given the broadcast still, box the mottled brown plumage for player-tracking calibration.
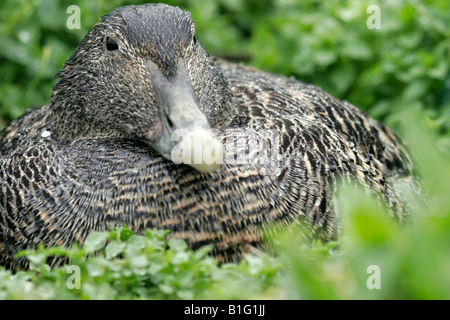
[0,4,417,270]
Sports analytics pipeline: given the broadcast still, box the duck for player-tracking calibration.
[0,3,417,270]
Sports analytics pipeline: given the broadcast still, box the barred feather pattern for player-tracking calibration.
[0,5,418,270]
[0,59,416,269]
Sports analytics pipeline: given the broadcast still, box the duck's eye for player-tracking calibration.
[192,35,197,45]
[106,37,119,51]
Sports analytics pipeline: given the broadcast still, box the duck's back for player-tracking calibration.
[0,60,416,269]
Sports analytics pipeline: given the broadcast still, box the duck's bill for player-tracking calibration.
[145,59,224,173]
[170,126,224,173]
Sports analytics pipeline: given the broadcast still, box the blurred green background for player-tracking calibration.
[1,0,450,300]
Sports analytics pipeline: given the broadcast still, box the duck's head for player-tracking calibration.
[49,4,236,173]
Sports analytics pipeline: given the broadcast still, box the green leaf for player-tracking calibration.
[194,245,213,260]
[83,232,108,254]
[119,228,134,241]
[105,240,125,259]
[168,238,188,251]
[329,64,356,94]
[340,39,372,60]
[128,254,149,268]
[170,251,190,265]
[26,253,47,266]
[313,49,337,67]
[402,79,430,101]
[397,31,423,49]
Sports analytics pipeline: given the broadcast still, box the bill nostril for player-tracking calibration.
[166,113,174,129]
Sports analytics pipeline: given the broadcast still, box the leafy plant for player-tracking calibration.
[0,227,282,300]
[1,0,449,300]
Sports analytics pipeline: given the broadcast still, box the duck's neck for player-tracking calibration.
[47,93,118,141]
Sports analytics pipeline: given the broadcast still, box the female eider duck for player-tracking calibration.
[0,4,417,269]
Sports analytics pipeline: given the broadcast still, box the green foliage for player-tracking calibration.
[0,227,282,300]
[1,0,450,300]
